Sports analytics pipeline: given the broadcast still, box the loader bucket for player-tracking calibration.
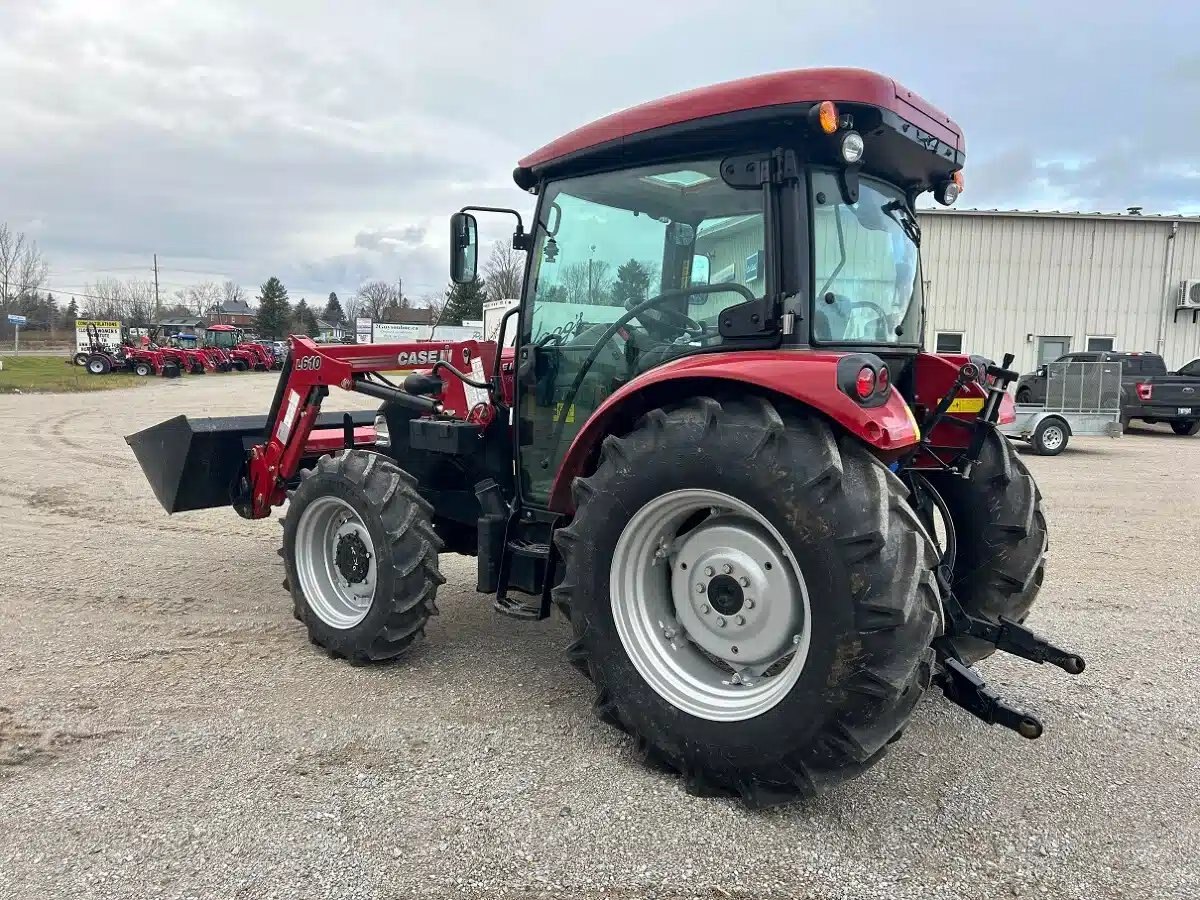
[125,414,258,513]
[125,410,378,514]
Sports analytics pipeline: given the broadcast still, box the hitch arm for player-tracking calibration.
[935,656,1044,739]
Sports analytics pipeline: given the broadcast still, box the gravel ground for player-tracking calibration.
[0,374,1197,900]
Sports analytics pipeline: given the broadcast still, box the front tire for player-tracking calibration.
[924,430,1047,663]
[1171,419,1200,436]
[1015,387,1032,404]
[283,450,444,663]
[554,396,942,805]
[133,362,153,377]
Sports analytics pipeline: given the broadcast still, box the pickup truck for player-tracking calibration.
[1015,352,1200,436]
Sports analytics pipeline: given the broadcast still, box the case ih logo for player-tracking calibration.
[397,349,451,366]
[294,356,322,371]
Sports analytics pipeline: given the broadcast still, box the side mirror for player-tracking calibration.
[690,254,710,286]
[450,212,478,284]
[1036,366,1046,378]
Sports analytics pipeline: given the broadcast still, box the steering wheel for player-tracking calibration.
[842,300,893,342]
[627,282,757,340]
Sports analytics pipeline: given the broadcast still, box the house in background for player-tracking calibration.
[316,318,351,343]
[157,316,207,337]
[209,298,255,327]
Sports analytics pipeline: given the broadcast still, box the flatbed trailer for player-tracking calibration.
[1001,360,1122,455]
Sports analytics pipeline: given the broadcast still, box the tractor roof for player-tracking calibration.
[515,67,962,187]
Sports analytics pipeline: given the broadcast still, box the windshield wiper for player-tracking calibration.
[882,200,921,247]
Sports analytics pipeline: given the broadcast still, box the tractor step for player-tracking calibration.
[492,539,552,620]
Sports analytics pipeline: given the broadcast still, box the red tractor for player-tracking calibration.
[206,325,273,370]
[128,68,1080,805]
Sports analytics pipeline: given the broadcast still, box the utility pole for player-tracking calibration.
[153,254,161,322]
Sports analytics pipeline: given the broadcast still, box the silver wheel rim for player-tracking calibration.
[294,496,377,629]
[610,488,811,722]
[1041,425,1065,450]
[88,360,104,374]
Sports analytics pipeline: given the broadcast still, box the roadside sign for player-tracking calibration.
[8,313,26,354]
[355,317,373,344]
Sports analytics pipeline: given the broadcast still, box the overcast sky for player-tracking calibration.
[3,1,1198,306]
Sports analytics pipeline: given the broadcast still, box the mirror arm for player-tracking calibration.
[460,206,534,251]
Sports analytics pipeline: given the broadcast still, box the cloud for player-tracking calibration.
[3,0,1200,303]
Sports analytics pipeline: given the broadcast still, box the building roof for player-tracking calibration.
[216,298,254,314]
[517,68,961,174]
[158,316,206,326]
[918,207,1200,224]
[316,318,348,330]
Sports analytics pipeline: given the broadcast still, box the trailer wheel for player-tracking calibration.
[283,449,444,664]
[554,396,941,805]
[133,361,153,377]
[1170,419,1200,436]
[923,429,1047,663]
[86,355,111,375]
[1030,417,1068,455]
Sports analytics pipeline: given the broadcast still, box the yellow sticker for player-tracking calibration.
[941,397,985,414]
[554,402,576,424]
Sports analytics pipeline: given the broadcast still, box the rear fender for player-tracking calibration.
[547,350,919,513]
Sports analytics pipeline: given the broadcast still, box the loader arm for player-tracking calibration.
[239,336,498,519]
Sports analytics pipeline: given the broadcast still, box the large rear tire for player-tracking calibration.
[925,429,1047,663]
[554,396,942,806]
[283,450,444,664]
[86,355,111,375]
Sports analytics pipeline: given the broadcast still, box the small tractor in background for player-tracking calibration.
[80,323,181,377]
[205,325,274,370]
[129,68,1083,805]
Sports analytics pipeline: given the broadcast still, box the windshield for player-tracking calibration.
[810,170,921,345]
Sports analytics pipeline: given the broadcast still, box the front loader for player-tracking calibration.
[127,67,1082,805]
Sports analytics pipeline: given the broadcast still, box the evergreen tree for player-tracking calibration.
[293,298,320,337]
[255,277,291,338]
[611,259,651,307]
[440,276,486,326]
[322,291,344,324]
[64,298,78,324]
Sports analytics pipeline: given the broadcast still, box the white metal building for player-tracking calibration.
[918,209,1200,374]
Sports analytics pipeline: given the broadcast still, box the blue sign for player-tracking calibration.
[7,314,26,325]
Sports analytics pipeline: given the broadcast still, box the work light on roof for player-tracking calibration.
[839,131,864,165]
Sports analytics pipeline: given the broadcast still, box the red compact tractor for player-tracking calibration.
[128,68,1081,805]
[205,325,273,370]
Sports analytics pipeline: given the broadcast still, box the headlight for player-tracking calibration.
[373,414,390,449]
[840,131,864,164]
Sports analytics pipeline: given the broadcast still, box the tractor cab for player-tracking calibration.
[205,324,246,351]
[452,67,964,503]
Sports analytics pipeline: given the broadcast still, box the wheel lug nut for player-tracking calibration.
[696,583,706,594]
[663,626,676,640]
[704,566,714,577]
[740,577,750,587]
[792,634,801,645]
[700,604,710,614]
[716,617,726,628]
[736,615,746,626]
[745,598,755,609]
[722,564,733,574]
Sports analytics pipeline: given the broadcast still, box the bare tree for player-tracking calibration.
[0,223,48,301]
[482,239,524,302]
[221,280,248,308]
[342,293,363,324]
[123,279,156,323]
[182,280,222,316]
[82,278,126,319]
[354,280,399,320]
